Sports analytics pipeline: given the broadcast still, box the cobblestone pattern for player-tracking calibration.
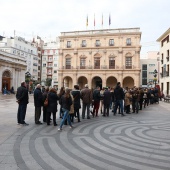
[0,95,170,170]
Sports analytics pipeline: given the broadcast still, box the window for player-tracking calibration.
[33,63,37,66]
[125,57,132,69]
[80,58,86,69]
[109,57,115,69]
[126,38,131,46]
[67,41,71,48]
[66,58,71,69]
[54,64,57,67]
[142,64,147,70]
[82,40,86,47]
[54,70,57,73]
[94,57,100,69]
[43,63,46,67]
[95,40,100,47]
[109,39,114,46]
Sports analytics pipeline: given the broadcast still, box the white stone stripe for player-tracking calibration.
[93,127,170,168]
[20,129,42,170]
[60,131,124,170]
[47,137,94,170]
[110,136,170,156]
[35,137,69,170]
[76,136,170,169]
[136,128,170,143]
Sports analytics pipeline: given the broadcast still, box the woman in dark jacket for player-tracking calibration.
[58,87,65,118]
[58,87,73,131]
[42,86,49,122]
[72,85,81,122]
[47,88,59,126]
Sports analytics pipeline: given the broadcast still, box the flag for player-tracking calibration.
[102,14,103,26]
[109,14,111,25]
[86,15,88,27]
[94,14,95,27]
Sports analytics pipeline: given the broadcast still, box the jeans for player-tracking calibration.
[60,108,72,128]
[113,100,123,114]
[17,104,27,124]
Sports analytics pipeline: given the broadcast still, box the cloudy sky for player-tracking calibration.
[0,0,169,56]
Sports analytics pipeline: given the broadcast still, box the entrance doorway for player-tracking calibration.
[2,71,11,91]
[92,76,102,89]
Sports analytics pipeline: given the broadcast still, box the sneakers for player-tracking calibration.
[70,126,73,129]
[58,128,62,131]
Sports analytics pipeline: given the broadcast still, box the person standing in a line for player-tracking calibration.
[92,86,101,117]
[72,85,81,122]
[103,87,111,117]
[80,84,92,119]
[46,88,59,126]
[113,82,125,116]
[16,81,29,125]
[58,87,73,131]
[34,84,43,124]
[42,86,49,122]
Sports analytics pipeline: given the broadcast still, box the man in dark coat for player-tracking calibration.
[113,82,125,116]
[92,86,101,117]
[16,82,29,125]
[103,87,111,116]
[34,84,43,124]
[80,84,92,119]
[72,85,81,122]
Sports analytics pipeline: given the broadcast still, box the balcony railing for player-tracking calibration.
[60,65,136,70]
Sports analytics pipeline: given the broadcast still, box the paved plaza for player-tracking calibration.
[0,94,170,170]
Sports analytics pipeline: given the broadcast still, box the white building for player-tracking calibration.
[41,38,59,88]
[0,46,27,92]
[0,36,38,81]
[157,28,170,95]
[140,51,159,88]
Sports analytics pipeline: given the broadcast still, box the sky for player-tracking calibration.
[0,0,170,57]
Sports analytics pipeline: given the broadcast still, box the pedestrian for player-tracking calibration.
[58,87,73,131]
[113,82,125,116]
[92,86,101,117]
[58,87,65,118]
[80,84,92,119]
[34,84,43,125]
[42,86,49,123]
[16,81,29,125]
[72,85,81,122]
[103,87,111,116]
[46,88,59,126]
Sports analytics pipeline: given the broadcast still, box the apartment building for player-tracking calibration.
[58,28,141,89]
[32,36,44,82]
[0,36,38,82]
[41,38,59,88]
[157,28,170,95]
[140,52,159,88]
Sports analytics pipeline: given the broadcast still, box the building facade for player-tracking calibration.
[41,38,59,88]
[58,28,141,89]
[157,28,170,95]
[0,50,27,92]
[140,52,159,88]
[0,36,38,81]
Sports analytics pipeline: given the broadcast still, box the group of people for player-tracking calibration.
[16,81,161,131]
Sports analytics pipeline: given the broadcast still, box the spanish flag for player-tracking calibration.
[109,14,111,25]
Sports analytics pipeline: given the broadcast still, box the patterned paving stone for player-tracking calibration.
[0,94,170,170]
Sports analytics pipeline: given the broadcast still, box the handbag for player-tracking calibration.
[44,94,48,106]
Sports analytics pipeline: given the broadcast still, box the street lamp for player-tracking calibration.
[25,71,31,90]
[153,69,158,87]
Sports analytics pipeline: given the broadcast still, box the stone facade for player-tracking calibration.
[58,28,141,89]
[0,51,27,92]
[157,28,170,95]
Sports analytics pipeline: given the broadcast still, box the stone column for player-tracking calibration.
[0,64,2,92]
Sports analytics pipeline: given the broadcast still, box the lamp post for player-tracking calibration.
[25,71,31,90]
[153,69,158,87]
